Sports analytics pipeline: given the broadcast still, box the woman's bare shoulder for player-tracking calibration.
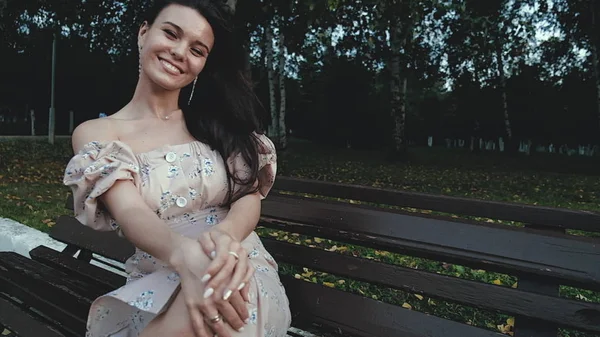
[71,117,119,153]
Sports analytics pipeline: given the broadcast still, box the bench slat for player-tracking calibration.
[264,239,600,333]
[273,177,600,232]
[51,215,135,263]
[30,245,126,291]
[281,275,504,337]
[0,252,98,336]
[0,295,67,337]
[261,196,600,290]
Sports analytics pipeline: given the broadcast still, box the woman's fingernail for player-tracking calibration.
[203,288,214,299]
[237,327,245,332]
[201,274,211,283]
[244,318,250,324]
[237,282,245,291]
[210,250,216,259]
[223,289,232,300]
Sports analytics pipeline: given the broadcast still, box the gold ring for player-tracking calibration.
[208,314,222,324]
[228,251,240,259]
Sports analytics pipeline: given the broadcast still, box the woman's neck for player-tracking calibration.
[129,75,181,119]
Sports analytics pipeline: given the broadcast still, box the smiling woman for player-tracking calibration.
[62,1,291,337]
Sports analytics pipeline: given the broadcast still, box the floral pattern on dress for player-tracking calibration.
[63,135,290,337]
[248,247,259,259]
[167,165,180,179]
[205,207,218,225]
[189,188,199,200]
[128,291,155,311]
[202,158,215,176]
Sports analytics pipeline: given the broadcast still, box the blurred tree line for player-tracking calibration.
[0,0,599,156]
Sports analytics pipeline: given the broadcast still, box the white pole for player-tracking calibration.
[48,33,57,144]
[30,109,35,136]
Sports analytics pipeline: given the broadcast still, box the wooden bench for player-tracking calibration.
[1,176,600,337]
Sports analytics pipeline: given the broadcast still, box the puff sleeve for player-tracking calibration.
[63,141,141,231]
[255,133,277,199]
[227,133,277,199]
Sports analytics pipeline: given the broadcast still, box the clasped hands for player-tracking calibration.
[170,225,253,337]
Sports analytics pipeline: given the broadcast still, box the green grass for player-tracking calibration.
[1,137,599,336]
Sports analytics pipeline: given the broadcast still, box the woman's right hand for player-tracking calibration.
[169,236,245,337]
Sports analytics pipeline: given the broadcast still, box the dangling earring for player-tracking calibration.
[138,46,143,76]
[188,77,198,105]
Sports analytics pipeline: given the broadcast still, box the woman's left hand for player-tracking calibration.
[198,226,254,302]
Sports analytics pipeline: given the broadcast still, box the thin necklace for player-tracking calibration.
[159,109,179,120]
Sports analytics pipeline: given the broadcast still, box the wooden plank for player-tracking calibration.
[50,215,135,263]
[512,279,559,337]
[281,276,504,337]
[30,245,126,292]
[263,239,600,334]
[0,252,99,336]
[260,196,600,290]
[0,296,67,337]
[272,177,600,232]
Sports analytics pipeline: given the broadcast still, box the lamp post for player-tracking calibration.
[48,32,56,144]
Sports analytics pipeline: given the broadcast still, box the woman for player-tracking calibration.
[63,1,291,336]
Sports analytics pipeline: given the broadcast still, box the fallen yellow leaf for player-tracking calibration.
[402,302,412,310]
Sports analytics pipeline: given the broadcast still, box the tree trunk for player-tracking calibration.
[265,23,278,140]
[496,40,512,146]
[277,26,287,149]
[590,0,600,136]
[389,19,407,156]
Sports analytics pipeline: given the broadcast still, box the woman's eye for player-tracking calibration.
[164,29,177,38]
[192,49,205,57]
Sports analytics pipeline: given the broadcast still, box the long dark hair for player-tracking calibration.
[143,0,267,206]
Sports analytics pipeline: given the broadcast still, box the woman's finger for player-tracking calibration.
[197,232,216,259]
[200,231,237,283]
[223,246,248,300]
[200,302,232,337]
[216,296,247,332]
[228,291,249,324]
[199,241,236,287]
[240,264,254,303]
[205,253,237,299]
[188,304,211,337]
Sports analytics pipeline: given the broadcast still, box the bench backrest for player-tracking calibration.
[51,177,600,337]
[259,177,600,337]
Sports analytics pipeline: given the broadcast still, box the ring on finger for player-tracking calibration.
[228,251,240,260]
[207,314,222,324]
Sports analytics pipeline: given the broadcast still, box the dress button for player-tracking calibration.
[176,196,188,208]
[165,152,177,163]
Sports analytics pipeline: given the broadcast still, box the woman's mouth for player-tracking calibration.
[159,57,183,75]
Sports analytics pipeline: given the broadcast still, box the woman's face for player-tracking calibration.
[138,4,215,91]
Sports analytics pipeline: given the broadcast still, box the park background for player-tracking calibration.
[1,0,599,336]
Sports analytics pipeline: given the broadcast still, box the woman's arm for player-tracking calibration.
[71,120,190,265]
[101,180,191,264]
[214,191,262,242]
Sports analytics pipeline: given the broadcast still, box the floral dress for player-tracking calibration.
[63,133,292,337]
